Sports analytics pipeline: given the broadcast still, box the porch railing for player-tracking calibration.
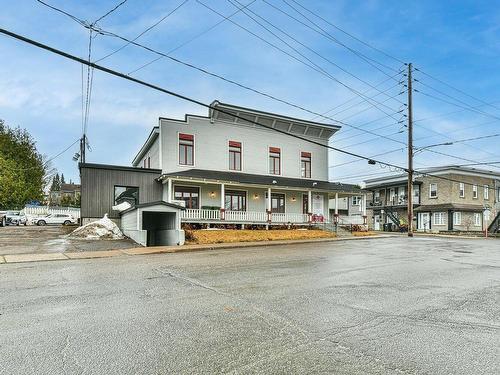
[180,209,309,223]
[182,208,220,220]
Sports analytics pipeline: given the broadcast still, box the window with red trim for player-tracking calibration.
[179,133,194,165]
[301,152,311,178]
[229,141,241,171]
[269,147,281,175]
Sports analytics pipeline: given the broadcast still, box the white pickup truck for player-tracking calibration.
[0,211,6,227]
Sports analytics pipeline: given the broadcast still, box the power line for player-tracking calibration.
[93,0,129,25]
[330,148,406,168]
[8,139,80,172]
[414,67,500,112]
[227,0,405,107]
[4,27,496,197]
[35,0,408,146]
[0,27,410,173]
[286,0,405,65]
[415,80,500,121]
[270,0,399,77]
[195,0,403,118]
[128,0,258,75]
[95,0,190,63]
[416,89,500,122]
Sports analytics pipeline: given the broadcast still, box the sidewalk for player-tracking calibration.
[0,234,394,264]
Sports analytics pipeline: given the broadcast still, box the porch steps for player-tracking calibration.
[317,222,353,237]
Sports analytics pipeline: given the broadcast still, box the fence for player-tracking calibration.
[23,205,81,219]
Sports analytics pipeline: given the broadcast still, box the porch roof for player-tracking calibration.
[159,169,363,193]
[414,203,484,212]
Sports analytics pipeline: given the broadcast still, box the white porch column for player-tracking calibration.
[220,183,225,220]
[166,178,172,203]
[362,193,367,225]
[267,187,272,222]
[334,192,339,215]
[307,190,312,213]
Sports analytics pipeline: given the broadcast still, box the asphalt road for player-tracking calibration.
[0,236,499,374]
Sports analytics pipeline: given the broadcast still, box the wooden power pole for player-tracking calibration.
[407,63,414,237]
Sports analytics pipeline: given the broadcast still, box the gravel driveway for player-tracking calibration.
[0,225,137,255]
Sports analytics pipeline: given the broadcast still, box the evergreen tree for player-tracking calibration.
[54,173,60,191]
[61,173,66,185]
[0,120,46,209]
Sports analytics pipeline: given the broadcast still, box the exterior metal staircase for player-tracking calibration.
[385,207,401,229]
[488,212,500,234]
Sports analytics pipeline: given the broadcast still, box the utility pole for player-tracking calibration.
[80,134,86,164]
[407,63,414,237]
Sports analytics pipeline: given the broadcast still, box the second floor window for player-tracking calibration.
[484,185,489,200]
[429,183,437,198]
[301,152,311,178]
[472,185,478,199]
[179,133,194,165]
[229,141,241,171]
[269,147,281,175]
[459,183,465,198]
[352,196,361,206]
[374,190,380,203]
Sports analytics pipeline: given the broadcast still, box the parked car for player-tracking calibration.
[0,211,6,227]
[35,213,77,226]
[5,211,28,226]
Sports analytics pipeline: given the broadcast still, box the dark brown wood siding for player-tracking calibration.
[80,164,163,220]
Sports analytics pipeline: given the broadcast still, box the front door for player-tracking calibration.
[418,212,430,231]
[374,214,381,231]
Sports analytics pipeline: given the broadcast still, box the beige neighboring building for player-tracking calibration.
[49,183,81,206]
[364,166,500,233]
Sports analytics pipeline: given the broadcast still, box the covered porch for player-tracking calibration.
[158,170,366,226]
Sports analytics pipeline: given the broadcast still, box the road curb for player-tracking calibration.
[1,234,390,264]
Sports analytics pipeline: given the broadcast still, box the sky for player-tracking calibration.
[1,0,500,185]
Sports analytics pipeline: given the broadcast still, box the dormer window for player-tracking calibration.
[179,133,194,166]
[301,152,311,178]
[269,147,281,175]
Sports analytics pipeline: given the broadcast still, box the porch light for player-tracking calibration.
[291,196,297,202]
[209,191,216,198]
[253,193,259,199]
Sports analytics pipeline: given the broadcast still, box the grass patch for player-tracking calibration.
[186,229,336,244]
[352,231,377,237]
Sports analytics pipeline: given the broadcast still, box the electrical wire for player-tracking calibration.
[128,0,258,75]
[414,67,500,112]
[195,0,402,118]
[35,0,408,146]
[93,0,129,25]
[286,0,405,65]
[0,27,410,173]
[95,0,190,63]
[227,0,404,107]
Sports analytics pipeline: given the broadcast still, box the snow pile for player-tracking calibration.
[69,214,124,240]
[112,201,131,212]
